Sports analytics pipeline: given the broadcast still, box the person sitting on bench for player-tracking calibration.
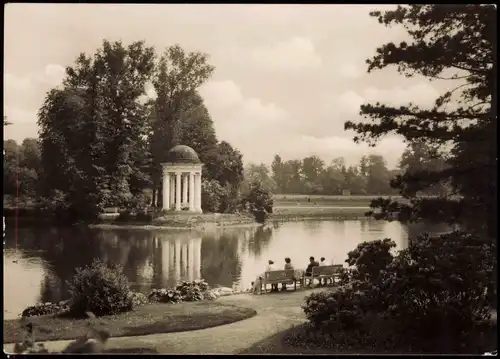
[318,257,328,286]
[305,256,319,286]
[281,257,294,291]
[266,260,279,292]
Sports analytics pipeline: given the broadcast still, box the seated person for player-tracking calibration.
[319,257,328,286]
[305,256,319,286]
[282,257,294,291]
[266,260,279,292]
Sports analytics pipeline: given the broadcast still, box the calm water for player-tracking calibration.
[4,219,444,319]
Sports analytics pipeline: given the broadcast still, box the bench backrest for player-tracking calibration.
[312,264,343,276]
[265,270,295,282]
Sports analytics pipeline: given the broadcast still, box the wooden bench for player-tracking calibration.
[307,265,343,286]
[262,270,300,292]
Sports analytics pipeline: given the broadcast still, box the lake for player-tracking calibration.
[4,219,445,320]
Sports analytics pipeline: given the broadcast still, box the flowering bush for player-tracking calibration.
[148,280,211,303]
[148,288,183,304]
[22,301,70,318]
[127,291,149,308]
[176,280,209,301]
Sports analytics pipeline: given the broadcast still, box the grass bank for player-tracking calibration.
[3,301,256,344]
[274,194,402,208]
[271,206,369,221]
[240,320,497,355]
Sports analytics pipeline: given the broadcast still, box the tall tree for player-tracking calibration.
[3,139,42,204]
[271,155,284,193]
[344,5,496,239]
[301,156,325,185]
[242,163,277,194]
[39,40,156,220]
[177,92,219,179]
[398,140,450,196]
[204,141,244,189]
[366,154,392,195]
[320,158,346,195]
[150,45,215,203]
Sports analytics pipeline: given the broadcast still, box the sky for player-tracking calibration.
[4,4,445,169]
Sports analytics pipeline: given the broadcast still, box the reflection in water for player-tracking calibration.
[4,219,419,319]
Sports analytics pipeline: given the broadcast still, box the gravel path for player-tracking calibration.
[4,288,325,354]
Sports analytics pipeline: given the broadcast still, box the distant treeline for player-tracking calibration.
[242,146,449,197]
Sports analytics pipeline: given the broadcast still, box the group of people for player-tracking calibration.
[251,256,330,294]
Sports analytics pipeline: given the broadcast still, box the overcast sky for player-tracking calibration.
[4,4,445,169]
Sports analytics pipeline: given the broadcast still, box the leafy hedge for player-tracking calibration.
[301,231,496,353]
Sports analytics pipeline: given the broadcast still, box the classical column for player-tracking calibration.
[161,240,169,287]
[175,239,181,282]
[183,174,188,207]
[189,172,195,212]
[168,240,174,272]
[182,243,188,278]
[162,171,170,210]
[196,172,202,212]
[188,238,195,281]
[175,172,182,211]
[194,238,201,280]
[169,174,175,206]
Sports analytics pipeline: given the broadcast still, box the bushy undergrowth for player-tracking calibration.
[301,232,496,353]
[148,280,211,303]
[67,259,132,317]
[22,301,70,318]
[127,291,149,308]
[21,278,216,319]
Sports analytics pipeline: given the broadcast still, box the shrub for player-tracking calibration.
[176,280,209,301]
[201,179,226,213]
[127,291,149,308]
[302,288,365,331]
[345,238,396,285]
[300,232,495,353]
[148,280,211,303]
[67,258,132,317]
[22,301,70,318]
[241,181,274,223]
[377,232,495,351]
[305,231,495,353]
[148,289,183,304]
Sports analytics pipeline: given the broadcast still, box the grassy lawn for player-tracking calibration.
[272,206,370,219]
[4,302,256,344]
[240,321,498,355]
[274,194,404,208]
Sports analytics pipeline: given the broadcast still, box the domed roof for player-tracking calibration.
[166,145,201,164]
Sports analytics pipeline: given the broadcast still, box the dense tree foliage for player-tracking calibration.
[5,40,245,221]
[267,153,398,195]
[3,138,41,204]
[38,40,156,220]
[149,45,216,206]
[344,5,497,240]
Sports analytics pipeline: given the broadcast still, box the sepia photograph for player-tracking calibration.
[3,3,497,355]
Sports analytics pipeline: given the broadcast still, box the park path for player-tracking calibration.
[4,288,324,354]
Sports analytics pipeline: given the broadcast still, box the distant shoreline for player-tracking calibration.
[89,207,371,230]
[4,196,377,230]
